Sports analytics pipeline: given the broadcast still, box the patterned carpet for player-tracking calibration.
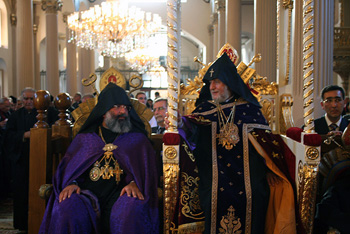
[0,198,20,234]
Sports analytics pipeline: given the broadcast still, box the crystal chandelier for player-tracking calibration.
[124,47,159,74]
[67,0,162,58]
[124,30,167,73]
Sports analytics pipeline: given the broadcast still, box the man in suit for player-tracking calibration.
[151,98,167,134]
[313,85,348,135]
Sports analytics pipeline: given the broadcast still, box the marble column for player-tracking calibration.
[254,0,277,82]
[226,0,241,57]
[64,13,77,97]
[216,0,226,50]
[10,9,17,95]
[16,0,35,94]
[78,47,95,94]
[207,24,214,62]
[312,0,334,117]
[291,0,305,127]
[212,13,219,58]
[41,0,62,96]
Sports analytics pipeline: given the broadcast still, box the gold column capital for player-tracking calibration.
[282,0,294,9]
[41,0,63,14]
[211,12,218,25]
[215,0,225,12]
[10,13,17,26]
[62,12,71,24]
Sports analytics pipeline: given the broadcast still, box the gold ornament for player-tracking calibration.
[214,103,240,150]
[89,127,124,183]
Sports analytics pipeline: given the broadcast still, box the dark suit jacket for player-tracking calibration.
[313,116,349,135]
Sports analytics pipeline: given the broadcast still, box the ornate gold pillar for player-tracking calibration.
[254,0,277,82]
[226,0,241,57]
[16,0,35,94]
[63,13,77,97]
[41,0,62,96]
[216,0,225,49]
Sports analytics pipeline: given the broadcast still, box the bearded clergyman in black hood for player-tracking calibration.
[40,83,159,234]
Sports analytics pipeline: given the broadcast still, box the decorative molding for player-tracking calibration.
[10,13,17,26]
[283,1,293,84]
[211,12,218,25]
[215,0,225,12]
[41,0,62,14]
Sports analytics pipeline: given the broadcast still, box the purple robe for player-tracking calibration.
[39,132,159,234]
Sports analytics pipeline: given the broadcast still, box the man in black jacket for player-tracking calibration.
[312,85,349,135]
[4,87,58,232]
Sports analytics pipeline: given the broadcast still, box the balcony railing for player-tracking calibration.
[334,27,350,49]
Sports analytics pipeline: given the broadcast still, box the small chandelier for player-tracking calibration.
[124,48,159,74]
[67,0,162,58]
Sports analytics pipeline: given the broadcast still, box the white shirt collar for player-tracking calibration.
[325,114,342,128]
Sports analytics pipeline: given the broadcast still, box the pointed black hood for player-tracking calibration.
[196,53,260,107]
[78,82,146,135]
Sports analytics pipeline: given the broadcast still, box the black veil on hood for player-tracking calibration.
[78,82,147,136]
[195,53,260,108]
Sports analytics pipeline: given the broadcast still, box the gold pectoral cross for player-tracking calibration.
[113,161,124,183]
[89,143,124,183]
[217,123,240,150]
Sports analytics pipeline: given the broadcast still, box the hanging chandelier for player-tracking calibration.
[124,30,167,73]
[67,0,162,58]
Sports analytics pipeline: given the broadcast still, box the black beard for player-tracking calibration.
[105,112,132,133]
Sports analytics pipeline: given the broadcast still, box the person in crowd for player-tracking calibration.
[40,83,159,234]
[15,98,23,110]
[72,92,82,109]
[146,98,153,110]
[154,91,160,99]
[0,97,11,130]
[166,53,297,233]
[136,91,147,105]
[151,98,167,134]
[136,91,157,128]
[9,96,17,114]
[4,87,58,232]
[0,97,12,200]
[312,85,349,135]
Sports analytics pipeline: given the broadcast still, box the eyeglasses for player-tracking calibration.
[153,106,166,112]
[323,97,343,104]
[114,105,131,111]
[23,97,34,101]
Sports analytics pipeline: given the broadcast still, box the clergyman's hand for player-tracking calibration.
[59,184,81,203]
[120,181,144,200]
[266,172,281,186]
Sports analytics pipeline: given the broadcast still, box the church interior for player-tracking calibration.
[0,0,350,233]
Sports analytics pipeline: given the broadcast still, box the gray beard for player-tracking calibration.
[105,112,132,133]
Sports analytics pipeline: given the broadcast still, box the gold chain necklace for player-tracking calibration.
[215,103,240,150]
[89,127,124,184]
